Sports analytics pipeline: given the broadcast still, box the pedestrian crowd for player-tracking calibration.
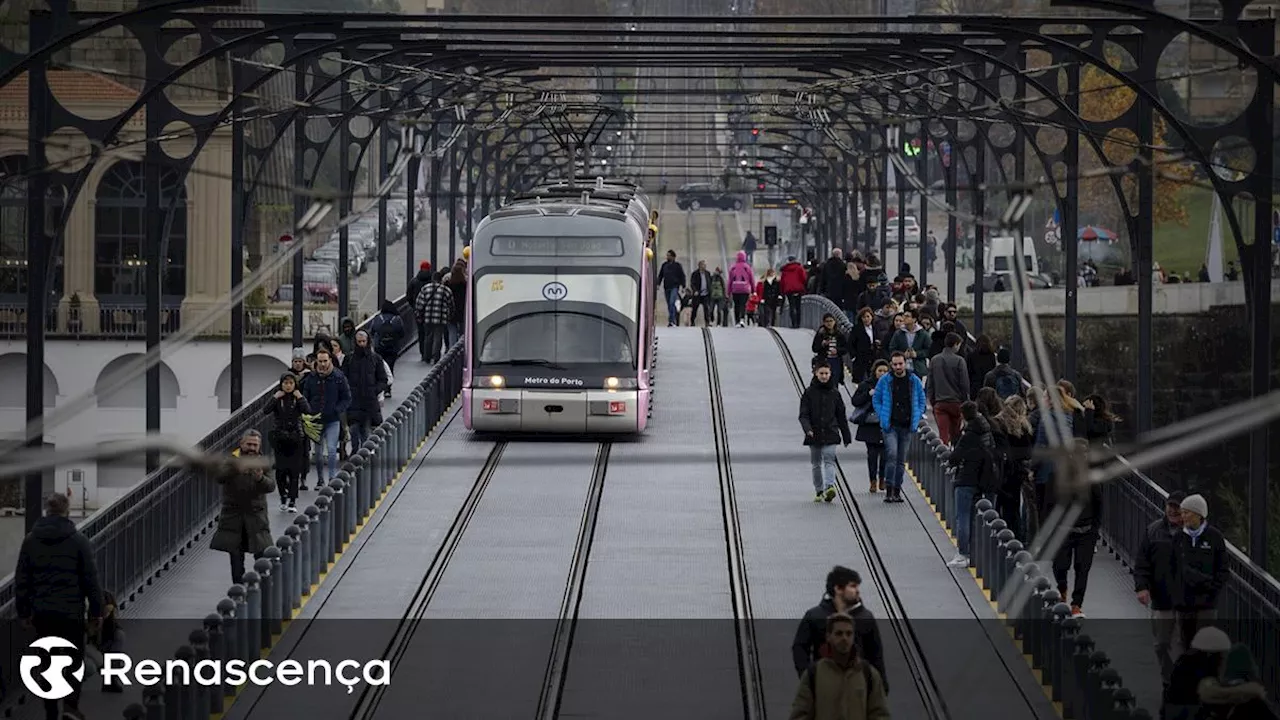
[789,248,1267,720]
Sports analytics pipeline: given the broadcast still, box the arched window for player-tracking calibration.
[0,156,66,300]
[94,161,188,300]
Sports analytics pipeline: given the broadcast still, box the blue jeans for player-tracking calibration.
[665,287,680,324]
[447,322,461,347]
[809,444,838,493]
[954,485,977,556]
[313,420,341,481]
[882,426,912,490]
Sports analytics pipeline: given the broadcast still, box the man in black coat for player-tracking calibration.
[14,492,103,720]
[1167,493,1228,669]
[798,356,852,503]
[791,565,889,695]
[1134,489,1186,685]
[344,330,391,450]
[817,248,848,306]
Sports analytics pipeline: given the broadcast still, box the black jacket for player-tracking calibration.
[658,260,686,291]
[840,274,866,312]
[760,277,783,307]
[948,415,994,489]
[689,268,713,296]
[847,323,878,383]
[850,377,883,445]
[265,384,311,438]
[812,328,849,362]
[1082,409,1116,444]
[792,597,889,694]
[818,257,847,301]
[799,377,852,447]
[1134,516,1180,610]
[966,350,998,401]
[1171,524,1228,611]
[344,347,390,424]
[407,269,432,308]
[15,515,104,619]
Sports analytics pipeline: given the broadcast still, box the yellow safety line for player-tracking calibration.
[905,464,1065,719]
[207,398,457,720]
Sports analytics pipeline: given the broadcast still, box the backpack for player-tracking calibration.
[807,660,875,707]
[729,264,752,294]
[872,284,892,309]
[993,370,1022,400]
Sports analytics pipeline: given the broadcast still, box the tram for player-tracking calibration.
[462,178,657,434]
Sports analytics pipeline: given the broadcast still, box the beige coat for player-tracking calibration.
[789,657,891,720]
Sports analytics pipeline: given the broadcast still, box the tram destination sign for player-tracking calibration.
[490,236,624,257]
[751,195,800,210]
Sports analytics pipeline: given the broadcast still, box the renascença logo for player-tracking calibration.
[20,636,85,700]
[20,636,391,697]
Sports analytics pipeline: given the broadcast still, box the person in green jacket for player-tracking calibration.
[790,613,891,720]
[887,309,931,377]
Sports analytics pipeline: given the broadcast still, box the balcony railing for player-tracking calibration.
[0,303,355,342]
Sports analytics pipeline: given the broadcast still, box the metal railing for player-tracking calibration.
[796,292,1280,708]
[96,338,465,720]
[0,295,420,620]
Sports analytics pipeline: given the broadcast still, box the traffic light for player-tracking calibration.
[755,160,764,169]
[756,181,766,191]
[751,127,760,142]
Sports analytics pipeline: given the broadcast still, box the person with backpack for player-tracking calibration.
[792,566,889,695]
[369,300,406,373]
[790,613,891,720]
[811,313,850,388]
[727,250,756,326]
[984,347,1026,400]
[945,401,996,568]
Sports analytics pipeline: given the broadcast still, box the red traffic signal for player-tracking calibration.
[751,128,760,136]
[755,160,764,168]
[756,181,766,191]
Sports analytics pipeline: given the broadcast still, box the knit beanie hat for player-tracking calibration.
[291,347,306,361]
[1181,493,1209,519]
[1190,626,1231,653]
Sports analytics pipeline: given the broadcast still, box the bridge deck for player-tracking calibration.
[62,330,1160,720]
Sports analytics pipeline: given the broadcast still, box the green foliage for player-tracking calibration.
[246,286,270,309]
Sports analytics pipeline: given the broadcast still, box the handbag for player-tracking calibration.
[850,404,877,425]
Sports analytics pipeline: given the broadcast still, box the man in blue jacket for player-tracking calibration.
[872,352,927,503]
[301,348,352,488]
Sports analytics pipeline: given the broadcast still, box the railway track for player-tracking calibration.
[345,440,613,720]
[702,327,767,720]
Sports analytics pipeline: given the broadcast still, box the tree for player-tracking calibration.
[1073,47,1193,230]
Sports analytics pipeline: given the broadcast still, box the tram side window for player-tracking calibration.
[479,312,634,365]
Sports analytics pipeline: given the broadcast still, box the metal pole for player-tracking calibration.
[1244,19,1275,564]
[972,148,986,337]
[430,123,442,268]
[338,75,352,317]
[944,140,958,302]
[1134,62,1154,435]
[143,63,163,474]
[291,68,305,347]
[23,16,51,529]
[1062,65,1081,384]
[376,80,389,309]
[918,142,929,290]
[230,63,245,411]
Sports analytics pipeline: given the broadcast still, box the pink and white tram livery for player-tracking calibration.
[462,180,656,434]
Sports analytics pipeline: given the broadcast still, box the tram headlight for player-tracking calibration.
[605,376,620,389]
[488,375,505,388]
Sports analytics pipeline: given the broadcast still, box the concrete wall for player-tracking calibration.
[0,338,294,511]
[959,280,1280,316]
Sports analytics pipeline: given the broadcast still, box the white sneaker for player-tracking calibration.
[947,554,970,568]
[279,503,287,512]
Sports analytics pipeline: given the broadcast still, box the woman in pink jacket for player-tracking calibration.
[727,250,756,327]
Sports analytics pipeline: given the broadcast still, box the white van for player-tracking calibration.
[985,235,1039,277]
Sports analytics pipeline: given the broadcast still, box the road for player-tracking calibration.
[352,212,456,319]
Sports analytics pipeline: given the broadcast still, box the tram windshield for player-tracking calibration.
[479,312,634,366]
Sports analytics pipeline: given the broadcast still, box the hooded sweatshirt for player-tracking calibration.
[15,515,104,619]
[728,250,756,295]
[407,268,433,307]
[337,317,356,355]
[370,300,405,355]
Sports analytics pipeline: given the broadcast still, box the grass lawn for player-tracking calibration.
[1152,185,1259,276]
[1154,187,1229,275]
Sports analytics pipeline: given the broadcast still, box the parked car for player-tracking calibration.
[312,241,365,276]
[272,262,340,303]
